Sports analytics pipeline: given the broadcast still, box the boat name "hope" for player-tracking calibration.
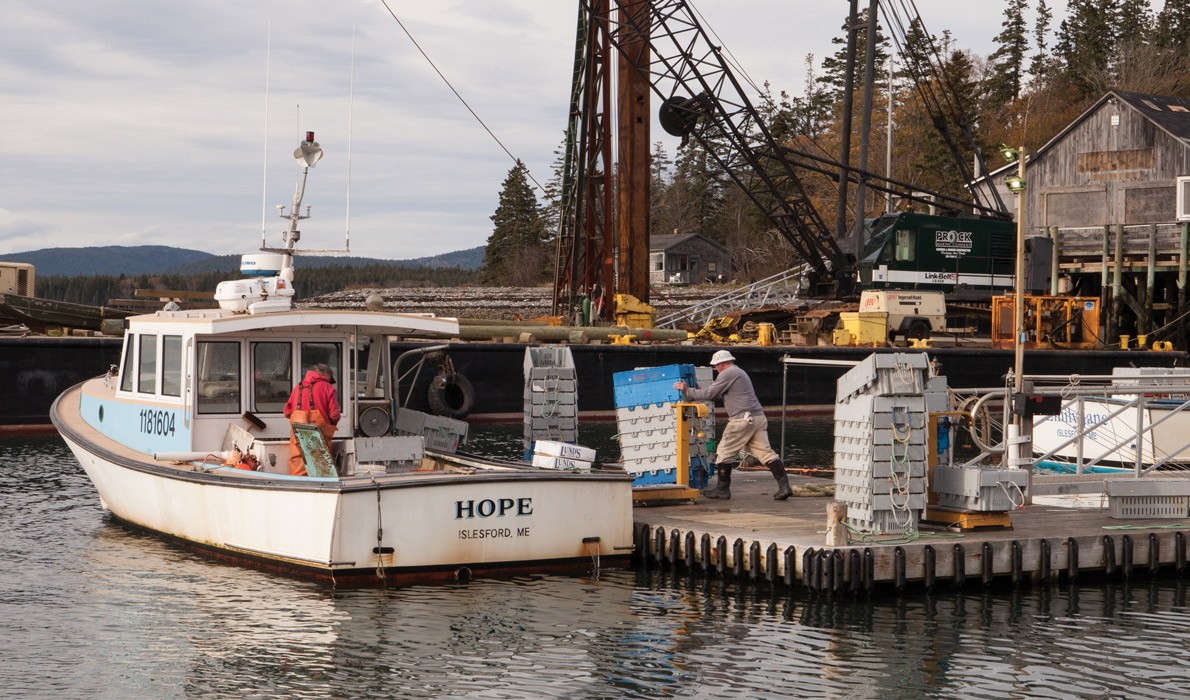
[454,498,533,519]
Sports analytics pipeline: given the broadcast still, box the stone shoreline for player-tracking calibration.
[304,286,729,321]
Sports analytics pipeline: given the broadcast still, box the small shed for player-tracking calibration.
[972,90,1190,233]
[970,90,1190,341]
[649,232,730,285]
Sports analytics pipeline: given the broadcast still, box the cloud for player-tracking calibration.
[1,0,1068,262]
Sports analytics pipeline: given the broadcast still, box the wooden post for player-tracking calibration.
[1180,222,1189,349]
[825,501,850,546]
[1144,223,1157,335]
[1050,226,1060,296]
[1101,223,1110,337]
[1112,223,1124,341]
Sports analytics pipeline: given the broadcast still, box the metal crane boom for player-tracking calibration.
[583,0,855,295]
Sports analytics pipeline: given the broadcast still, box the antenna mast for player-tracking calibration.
[260,22,272,247]
[345,24,355,252]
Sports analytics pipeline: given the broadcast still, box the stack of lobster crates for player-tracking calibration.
[612,364,713,489]
[522,346,579,458]
[833,353,929,535]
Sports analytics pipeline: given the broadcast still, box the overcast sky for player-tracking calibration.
[0,0,1073,263]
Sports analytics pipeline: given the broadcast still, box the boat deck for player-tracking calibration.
[631,469,1190,591]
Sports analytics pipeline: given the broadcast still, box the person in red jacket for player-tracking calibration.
[283,363,341,476]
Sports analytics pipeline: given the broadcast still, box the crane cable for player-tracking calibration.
[377,0,547,194]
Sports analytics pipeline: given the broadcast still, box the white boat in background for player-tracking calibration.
[52,134,634,586]
[1031,367,1190,471]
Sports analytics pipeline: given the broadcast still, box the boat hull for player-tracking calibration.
[54,388,634,586]
[1032,396,1190,468]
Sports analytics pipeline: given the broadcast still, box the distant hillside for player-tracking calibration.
[0,244,486,277]
[0,246,218,277]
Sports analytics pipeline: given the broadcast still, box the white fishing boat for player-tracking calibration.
[1031,367,1190,471]
[51,133,634,586]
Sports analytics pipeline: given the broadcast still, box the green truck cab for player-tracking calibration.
[857,212,1050,300]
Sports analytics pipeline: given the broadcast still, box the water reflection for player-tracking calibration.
[4,437,1190,698]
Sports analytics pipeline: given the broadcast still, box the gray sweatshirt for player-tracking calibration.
[682,363,763,418]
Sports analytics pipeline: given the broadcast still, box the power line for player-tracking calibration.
[377,0,547,194]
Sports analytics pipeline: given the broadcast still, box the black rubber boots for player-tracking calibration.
[701,463,733,499]
[767,459,792,500]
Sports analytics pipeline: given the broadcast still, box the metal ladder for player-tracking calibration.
[653,265,810,329]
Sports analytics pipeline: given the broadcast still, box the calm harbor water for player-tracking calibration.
[4,427,1190,699]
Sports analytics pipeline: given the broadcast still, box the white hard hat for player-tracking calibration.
[710,350,736,365]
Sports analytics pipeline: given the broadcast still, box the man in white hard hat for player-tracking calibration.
[673,349,791,500]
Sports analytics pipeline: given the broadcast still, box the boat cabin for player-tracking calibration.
[86,307,459,472]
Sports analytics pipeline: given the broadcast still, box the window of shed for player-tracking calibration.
[651,253,664,271]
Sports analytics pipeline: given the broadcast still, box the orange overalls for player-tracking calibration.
[287,383,337,476]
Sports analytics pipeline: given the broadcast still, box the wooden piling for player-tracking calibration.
[1112,223,1124,340]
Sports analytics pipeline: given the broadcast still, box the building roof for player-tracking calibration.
[1114,90,1190,141]
[976,89,1190,181]
[648,232,728,253]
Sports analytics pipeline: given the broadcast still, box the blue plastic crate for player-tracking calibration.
[629,459,711,488]
[612,364,696,387]
[612,364,700,408]
[614,383,681,408]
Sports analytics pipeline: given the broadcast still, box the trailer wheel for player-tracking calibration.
[427,372,475,419]
[907,320,931,341]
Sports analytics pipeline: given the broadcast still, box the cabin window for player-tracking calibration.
[119,334,135,393]
[138,335,158,395]
[895,229,916,262]
[300,342,343,409]
[196,341,241,414]
[162,336,183,397]
[650,253,664,272]
[253,342,293,413]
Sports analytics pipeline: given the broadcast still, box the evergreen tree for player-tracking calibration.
[1153,0,1190,49]
[1028,0,1054,80]
[1115,0,1155,49]
[649,141,674,239]
[1055,0,1119,96]
[480,160,549,286]
[663,139,725,239]
[794,54,833,139]
[539,138,568,241]
[817,7,890,102]
[986,0,1029,103]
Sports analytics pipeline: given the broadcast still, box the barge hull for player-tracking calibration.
[3,335,1184,427]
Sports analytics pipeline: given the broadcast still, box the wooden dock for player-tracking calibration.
[630,469,1190,592]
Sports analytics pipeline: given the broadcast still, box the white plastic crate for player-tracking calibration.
[1108,496,1190,519]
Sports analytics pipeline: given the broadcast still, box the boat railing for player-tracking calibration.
[953,377,1190,477]
[392,344,450,409]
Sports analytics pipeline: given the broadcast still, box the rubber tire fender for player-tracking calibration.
[427,371,475,419]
